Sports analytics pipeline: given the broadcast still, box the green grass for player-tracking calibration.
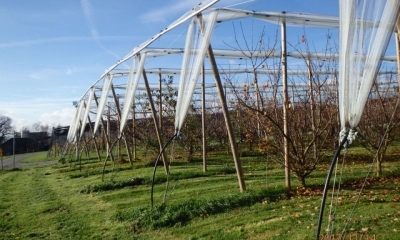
[0,147,399,240]
[20,151,59,163]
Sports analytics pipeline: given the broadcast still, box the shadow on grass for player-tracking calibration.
[113,187,289,230]
[79,166,237,193]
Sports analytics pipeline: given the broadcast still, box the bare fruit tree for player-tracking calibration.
[357,72,400,177]
[224,27,339,187]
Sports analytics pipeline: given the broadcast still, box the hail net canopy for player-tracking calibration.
[65,0,400,144]
[339,0,400,142]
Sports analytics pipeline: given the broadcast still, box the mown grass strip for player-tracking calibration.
[79,166,236,193]
[113,187,288,229]
[20,151,58,163]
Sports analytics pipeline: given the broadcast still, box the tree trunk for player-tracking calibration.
[187,144,194,163]
[297,175,307,188]
[376,152,383,177]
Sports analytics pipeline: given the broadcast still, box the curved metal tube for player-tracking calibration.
[150,134,177,208]
[315,130,349,239]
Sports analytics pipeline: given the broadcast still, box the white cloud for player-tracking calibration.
[0,108,36,131]
[39,108,75,128]
[29,67,79,80]
[0,97,78,131]
[29,69,60,80]
[6,108,74,132]
[12,118,33,131]
[65,68,73,75]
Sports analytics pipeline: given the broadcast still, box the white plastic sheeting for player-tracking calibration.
[338,0,400,141]
[109,68,396,78]
[67,105,79,142]
[67,99,85,142]
[79,88,94,139]
[119,53,147,135]
[97,0,220,84]
[216,8,340,27]
[93,75,113,136]
[66,0,400,143]
[132,47,389,61]
[174,10,218,134]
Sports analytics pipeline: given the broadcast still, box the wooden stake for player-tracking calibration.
[93,92,115,163]
[197,13,245,192]
[281,21,291,188]
[142,68,169,174]
[202,62,207,172]
[207,44,246,192]
[110,84,133,165]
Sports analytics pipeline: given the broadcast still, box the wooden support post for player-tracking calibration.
[132,103,137,160]
[82,133,90,160]
[207,44,246,192]
[281,21,291,188]
[88,115,101,162]
[307,59,318,162]
[93,92,115,163]
[76,130,80,170]
[159,73,163,130]
[202,63,207,172]
[396,16,400,87]
[107,102,111,155]
[110,86,121,159]
[196,13,244,191]
[110,84,133,165]
[254,71,261,138]
[142,68,169,174]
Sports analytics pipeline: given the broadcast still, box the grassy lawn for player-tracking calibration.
[0,147,399,239]
[20,151,59,163]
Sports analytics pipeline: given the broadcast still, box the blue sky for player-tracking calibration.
[0,0,341,131]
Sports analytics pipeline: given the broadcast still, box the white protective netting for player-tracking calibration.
[66,0,400,144]
[339,0,400,142]
[119,53,146,136]
[93,75,113,136]
[66,105,79,142]
[79,88,94,139]
[67,99,84,142]
[174,10,218,135]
